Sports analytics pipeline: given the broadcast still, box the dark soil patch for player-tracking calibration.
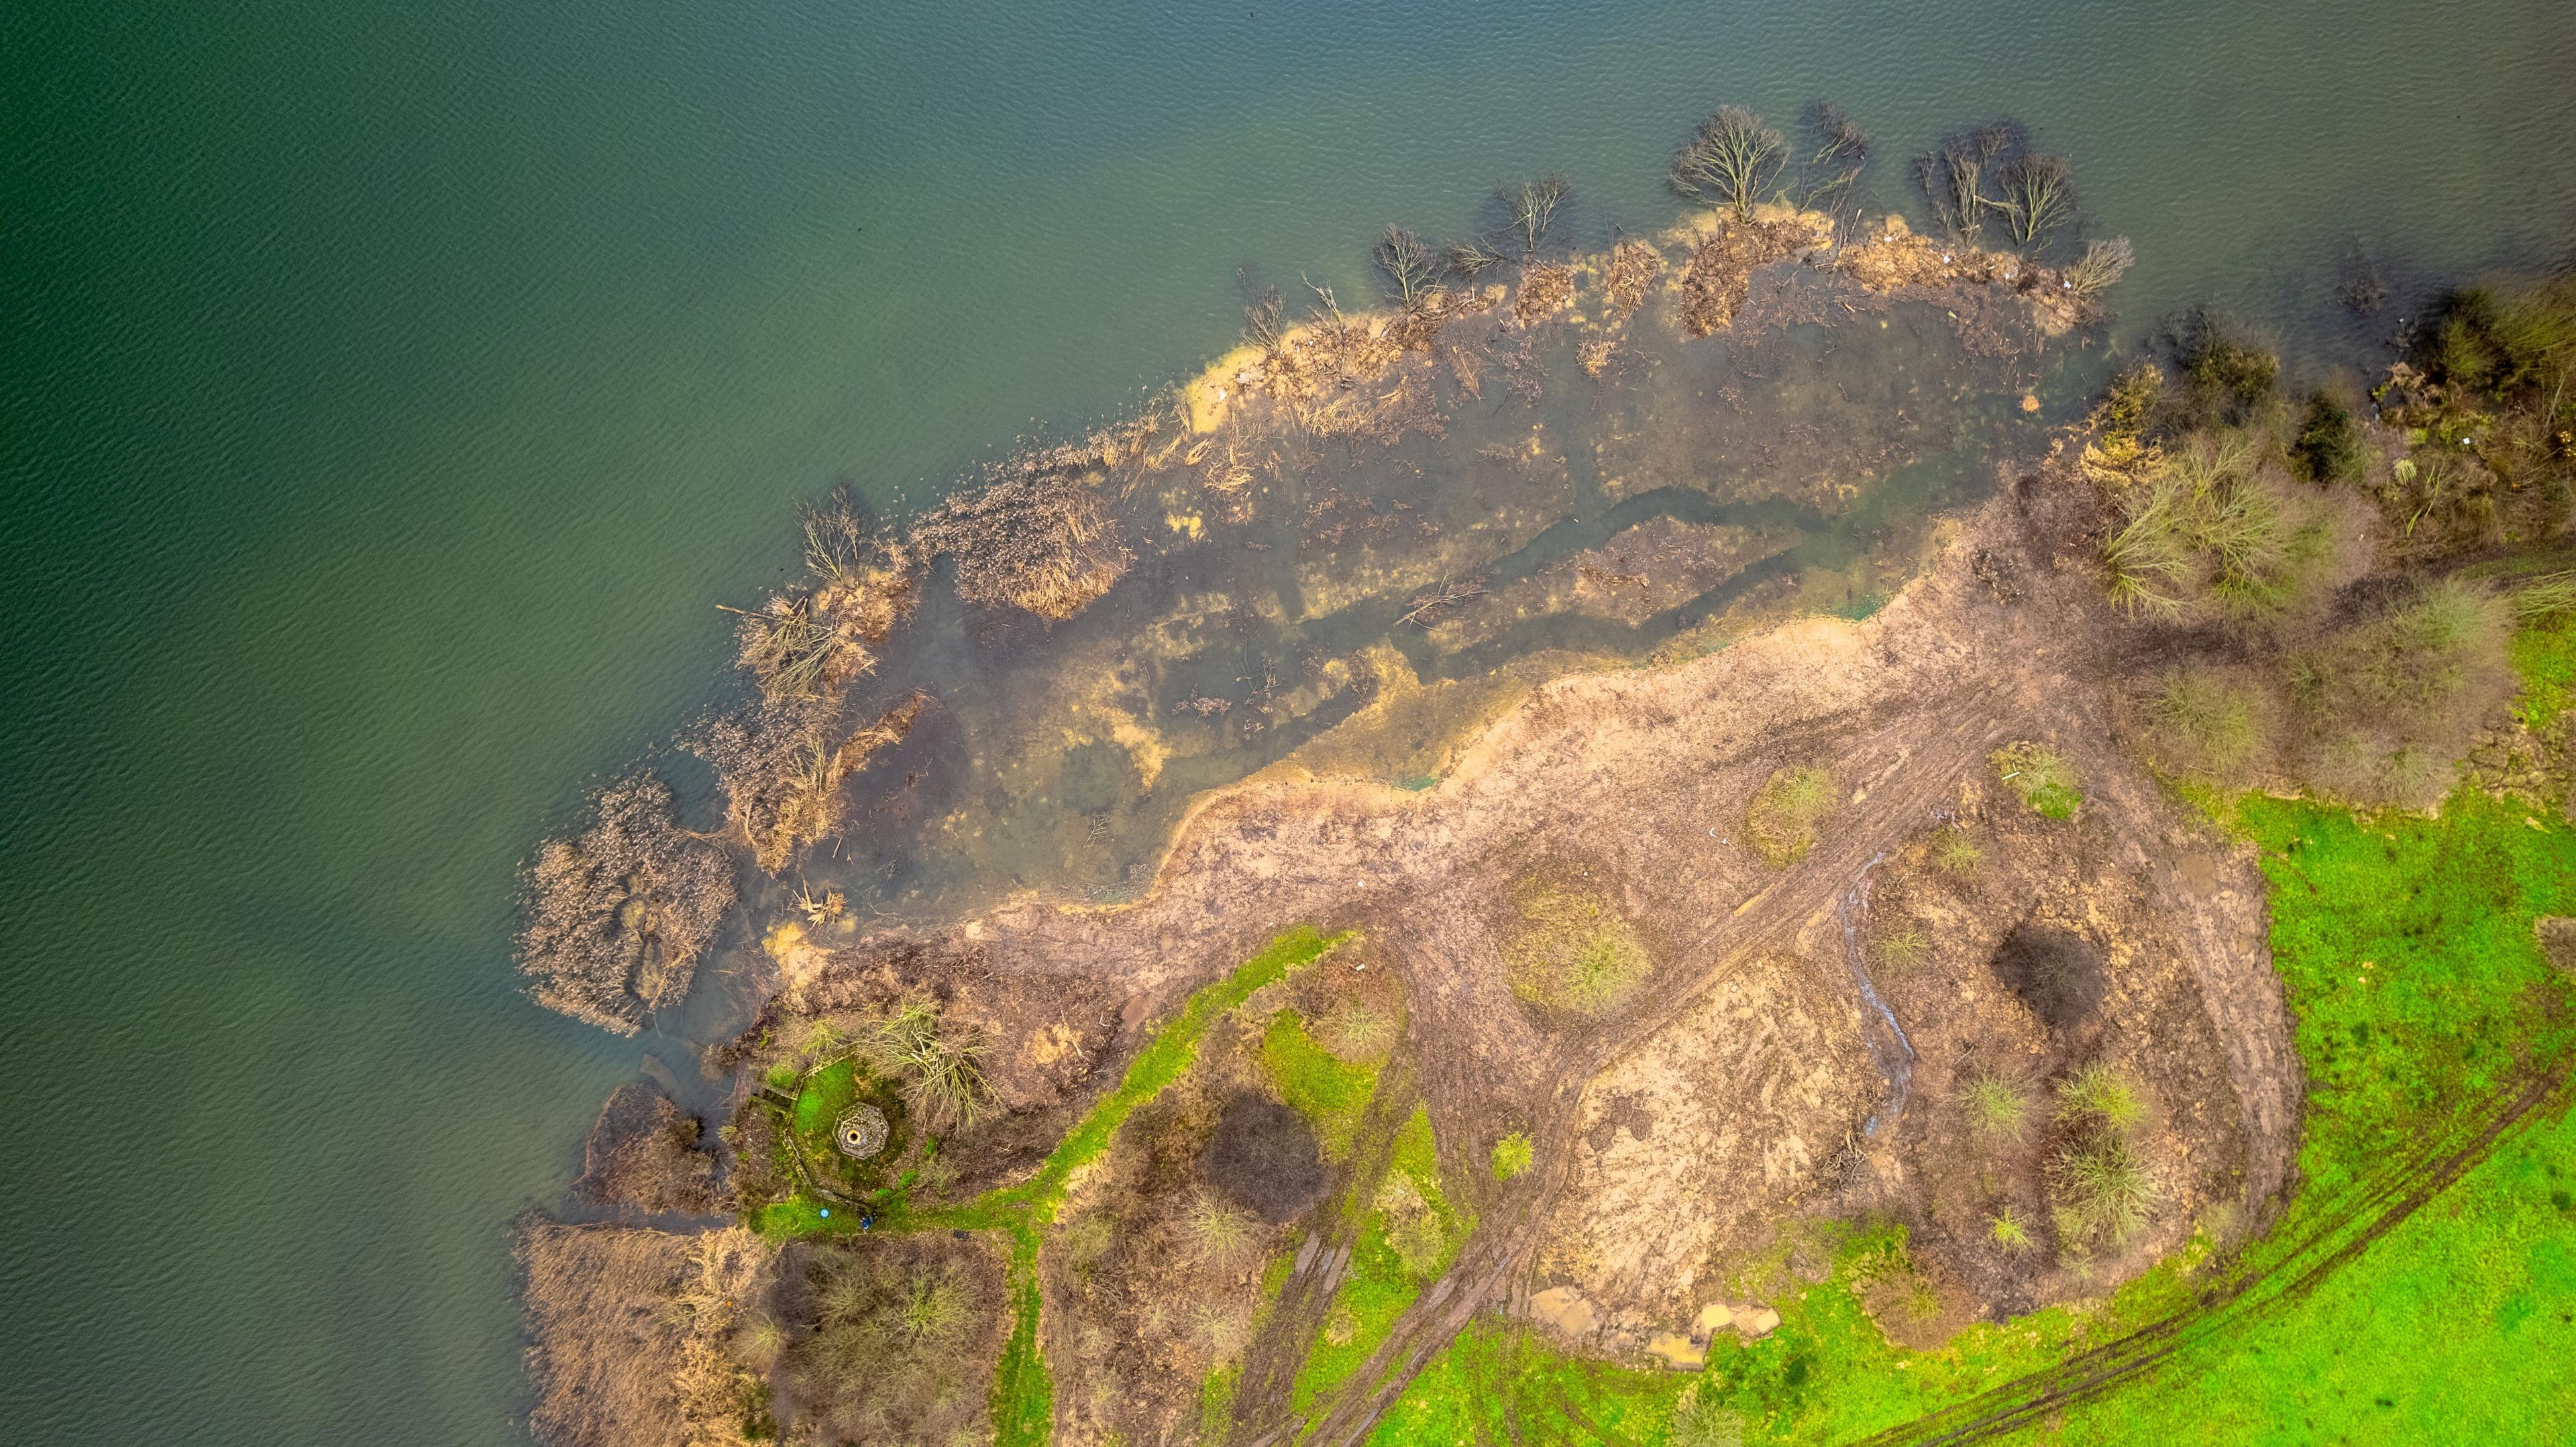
[1988,922,2105,1031]
[1203,1092,1327,1222]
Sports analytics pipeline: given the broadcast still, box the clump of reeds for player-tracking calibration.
[517,773,737,1034]
[725,483,919,706]
[914,456,1132,621]
[1960,1069,2030,1142]
[696,690,928,873]
[2045,1063,2161,1251]
[1511,259,1575,325]
[1672,105,1784,221]
[1993,742,2082,820]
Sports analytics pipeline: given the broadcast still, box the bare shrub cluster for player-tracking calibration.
[2090,327,2526,807]
[1914,121,2076,253]
[865,992,998,1134]
[779,1238,994,1444]
[518,775,735,1034]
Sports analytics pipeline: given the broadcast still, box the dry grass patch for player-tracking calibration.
[1743,765,1836,866]
[1501,871,1652,1017]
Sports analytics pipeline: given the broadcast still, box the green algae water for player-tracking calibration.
[6,0,2576,1442]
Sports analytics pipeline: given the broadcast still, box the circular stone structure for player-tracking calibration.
[833,1102,890,1160]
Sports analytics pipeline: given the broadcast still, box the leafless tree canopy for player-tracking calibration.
[1671,105,1785,220]
[1496,173,1571,253]
[518,774,736,1034]
[1914,121,2074,252]
[1996,152,2076,248]
[1373,224,1443,312]
[2065,236,2135,299]
[1796,100,1872,231]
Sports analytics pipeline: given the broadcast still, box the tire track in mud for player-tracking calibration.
[962,490,2304,1438]
[1851,1064,2572,1446]
[1275,698,2012,1444]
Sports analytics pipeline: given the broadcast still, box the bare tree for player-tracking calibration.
[1243,285,1286,356]
[1670,106,1784,220]
[1447,235,1510,278]
[1996,153,2076,248]
[1796,100,1872,229]
[2064,236,2135,299]
[1915,124,2017,242]
[1496,173,1570,253]
[1373,224,1442,311]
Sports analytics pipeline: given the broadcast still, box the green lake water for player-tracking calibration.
[6,1,2575,1441]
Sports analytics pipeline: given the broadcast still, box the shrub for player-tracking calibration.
[786,1242,993,1442]
[2146,669,2265,778]
[1502,875,1651,1016]
[1961,1071,2029,1142]
[2175,313,2279,428]
[2055,1063,2145,1130]
[1988,1206,2033,1250]
[2291,390,2369,486]
[1491,1131,1534,1182]
[867,994,996,1133]
[2282,578,2508,804]
[2047,1130,2163,1247]
[1744,765,1837,865]
[2099,430,2332,623]
[1672,105,1786,221]
[1931,826,1982,875]
[1993,743,2082,820]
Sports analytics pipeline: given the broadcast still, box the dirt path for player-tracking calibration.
[939,482,2305,1438]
